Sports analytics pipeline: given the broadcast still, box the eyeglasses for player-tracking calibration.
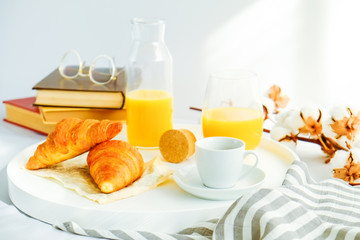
[58,49,117,85]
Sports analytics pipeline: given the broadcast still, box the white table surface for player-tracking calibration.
[0,118,334,240]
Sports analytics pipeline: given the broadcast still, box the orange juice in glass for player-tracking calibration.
[126,89,173,148]
[202,107,263,149]
[202,69,263,149]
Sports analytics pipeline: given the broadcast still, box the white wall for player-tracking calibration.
[1,0,360,122]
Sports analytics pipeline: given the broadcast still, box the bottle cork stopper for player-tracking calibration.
[159,129,197,163]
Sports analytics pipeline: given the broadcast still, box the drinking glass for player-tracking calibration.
[202,69,264,150]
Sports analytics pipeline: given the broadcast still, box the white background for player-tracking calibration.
[1,0,360,122]
[0,1,358,238]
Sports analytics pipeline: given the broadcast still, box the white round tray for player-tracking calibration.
[7,124,299,232]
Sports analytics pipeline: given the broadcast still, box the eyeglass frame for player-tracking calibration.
[58,49,117,85]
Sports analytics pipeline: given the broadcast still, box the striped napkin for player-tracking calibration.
[56,160,360,240]
[214,160,360,240]
[55,219,217,240]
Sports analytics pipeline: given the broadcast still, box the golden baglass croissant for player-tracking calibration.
[87,140,144,193]
[26,118,122,170]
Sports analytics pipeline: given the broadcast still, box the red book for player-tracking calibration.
[3,97,56,135]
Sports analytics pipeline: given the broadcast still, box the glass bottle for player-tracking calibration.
[126,17,173,148]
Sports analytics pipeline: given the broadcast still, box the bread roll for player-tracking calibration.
[26,118,122,170]
[87,140,144,193]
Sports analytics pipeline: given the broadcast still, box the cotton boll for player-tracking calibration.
[274,110,293,126]
[284,111,304,134]
[270,126,290,141]
[330,150,350,169]
[270,126,297,150]
[300,104,321,120]
[329,105,350,121]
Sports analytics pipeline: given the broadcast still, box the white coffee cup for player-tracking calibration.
[195,137,259,189]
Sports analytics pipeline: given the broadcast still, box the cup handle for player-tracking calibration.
[238,150,259,180]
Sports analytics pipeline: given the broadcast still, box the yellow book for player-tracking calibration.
[40,106,126,124]
[33,68,125,109]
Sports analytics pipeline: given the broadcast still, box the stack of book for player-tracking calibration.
[3,68,126,135]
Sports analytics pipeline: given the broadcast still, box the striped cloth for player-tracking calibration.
[56,161,360,240]
[213,161,360,240]
[55,218,217,240]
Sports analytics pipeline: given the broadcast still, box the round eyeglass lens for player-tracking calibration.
[89,55,115,85]
[59,50,82,78]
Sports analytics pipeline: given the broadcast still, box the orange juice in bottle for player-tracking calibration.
[126,89,173,147]
[202,107,263,149]
[126,18,173,148]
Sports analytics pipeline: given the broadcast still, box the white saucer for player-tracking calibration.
[173,164,266,201]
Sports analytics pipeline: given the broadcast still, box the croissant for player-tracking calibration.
[87,140,144,193]
[26,118,122,170]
